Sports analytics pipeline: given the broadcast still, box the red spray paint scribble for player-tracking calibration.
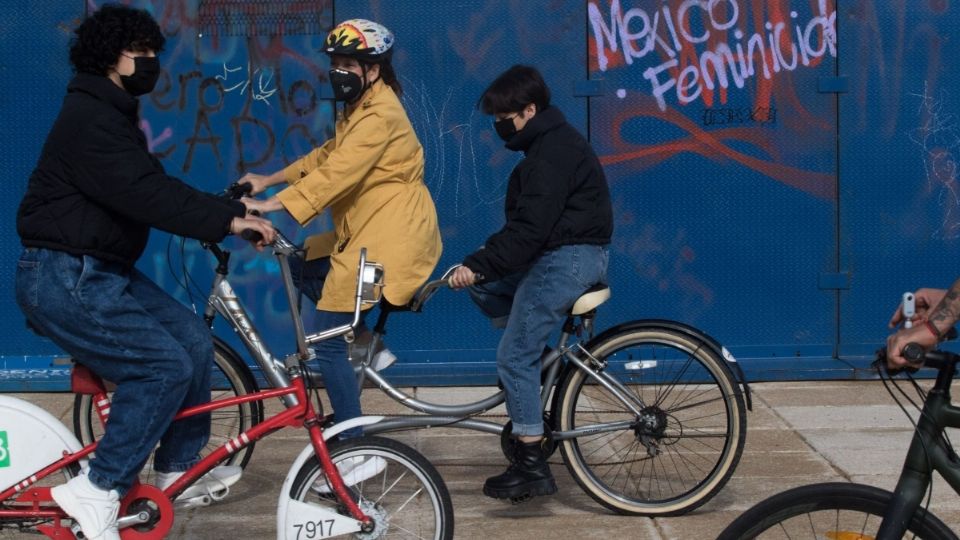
[597,95,835,200]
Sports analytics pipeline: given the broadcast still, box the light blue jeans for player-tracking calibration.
[468,244,609,437]
[15,248,212,495]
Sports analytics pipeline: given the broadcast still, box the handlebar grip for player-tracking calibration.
[224,182,253,200]
[902,342,925,363]
[238,209,263,242]
[241,229,263,243]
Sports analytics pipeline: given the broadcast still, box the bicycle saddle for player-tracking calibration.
[570,283,610,315]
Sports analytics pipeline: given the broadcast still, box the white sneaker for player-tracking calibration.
[349,331,397,371]
[370,348,397,371]
[312,456,387,494]
[155,465,242,502]
[50,473,120,540]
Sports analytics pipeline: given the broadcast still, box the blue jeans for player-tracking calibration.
[289,255,364,438]
[15,248,212,495]
[468,244,609,437]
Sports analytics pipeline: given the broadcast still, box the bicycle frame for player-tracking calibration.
[0,375,375,532]
[200,233,378,407]
[358,266,646,442]
[878,354,960,538]
[0,237,388,537]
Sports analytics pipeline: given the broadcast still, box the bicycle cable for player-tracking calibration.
[877,365,937,524]
[165,235,192,302]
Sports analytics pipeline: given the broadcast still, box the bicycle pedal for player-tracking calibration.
[174,494,213,509]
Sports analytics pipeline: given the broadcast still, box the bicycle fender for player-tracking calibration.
[0,395,87,492]
[276,416,385,538]
[279,499,364,539]
[320,415,385,441]
[583,319,753,411]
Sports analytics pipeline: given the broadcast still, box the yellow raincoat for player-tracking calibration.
[276,79,442,312]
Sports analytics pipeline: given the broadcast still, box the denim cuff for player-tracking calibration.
[511,421,544,437]
[153,456,201,474]
[86,469,125,497]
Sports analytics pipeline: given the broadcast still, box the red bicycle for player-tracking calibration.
[0,247,453,539]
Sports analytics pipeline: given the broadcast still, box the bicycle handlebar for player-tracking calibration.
[222,182,298,252]
[407,264,485,312]
[874,327,960,376]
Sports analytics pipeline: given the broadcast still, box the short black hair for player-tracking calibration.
[478,65,551,115]
[69,3,165,76]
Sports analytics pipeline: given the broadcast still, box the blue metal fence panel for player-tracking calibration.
[586,0,841,379]
[4,1,957,389]
[838,2,960,360]
[285,0,589,384]
[0,0,83,389]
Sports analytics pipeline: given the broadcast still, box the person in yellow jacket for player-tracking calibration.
[241,19,442,444]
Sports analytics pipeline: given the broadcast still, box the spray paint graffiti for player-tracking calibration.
[147,62,329,174]
[589,0,837,111]
[910,83,960,240]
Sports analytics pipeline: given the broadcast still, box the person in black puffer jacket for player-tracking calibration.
[450,65,613,502]
[14,5,275,539]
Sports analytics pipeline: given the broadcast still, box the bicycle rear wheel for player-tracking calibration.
[72,338,262,478]
[556,322,746,515]
[287,436,454,540]
[717,482,958,539]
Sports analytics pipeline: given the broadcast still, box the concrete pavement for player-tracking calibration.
[3,381,959,539]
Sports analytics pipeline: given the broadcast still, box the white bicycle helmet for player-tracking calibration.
[324,19,394,62]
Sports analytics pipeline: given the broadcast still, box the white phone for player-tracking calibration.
[902,292,916,328]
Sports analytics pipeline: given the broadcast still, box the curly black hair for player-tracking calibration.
[69,3,165,76]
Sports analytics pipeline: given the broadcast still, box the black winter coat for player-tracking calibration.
[463,107,613,281]
[17,74,243,267]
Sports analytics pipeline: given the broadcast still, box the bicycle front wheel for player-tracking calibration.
[287,436,454,540]
[717,482,958,539]
[556,323,746,515]
[72,338,262,475]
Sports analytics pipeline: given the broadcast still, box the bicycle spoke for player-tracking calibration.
[387,485,426,521]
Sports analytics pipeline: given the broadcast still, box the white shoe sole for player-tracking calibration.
[313,456,387,494]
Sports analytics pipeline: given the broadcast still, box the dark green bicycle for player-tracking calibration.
[718,343,960,540]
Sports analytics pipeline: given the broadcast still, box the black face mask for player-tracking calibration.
[329,68,365,103]
[120,56,160,96]
[494,116,518,142]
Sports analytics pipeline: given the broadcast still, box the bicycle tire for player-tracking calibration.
[72,337,262,476]
[717,482,958,539]
[556,322,746,515]
[287,435,454,540]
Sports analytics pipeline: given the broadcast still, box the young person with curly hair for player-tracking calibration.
[15,5,274,538]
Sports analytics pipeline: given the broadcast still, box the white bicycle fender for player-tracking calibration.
[276,415,384,540]
[0,395,87,492]
[279,499,363,539]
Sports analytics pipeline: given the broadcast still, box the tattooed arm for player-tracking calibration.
[886,281,960,367]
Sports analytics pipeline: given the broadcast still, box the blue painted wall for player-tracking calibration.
[2,1,958,390]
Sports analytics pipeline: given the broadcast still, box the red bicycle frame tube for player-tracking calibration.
[0,375,372,526]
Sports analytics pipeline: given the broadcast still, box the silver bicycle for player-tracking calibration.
[73,223,750,517]
[66,192,454,538]
[354,266,752,516]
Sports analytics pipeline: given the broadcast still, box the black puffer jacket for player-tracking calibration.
[17,74,243,267]
[463,107,613,281]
